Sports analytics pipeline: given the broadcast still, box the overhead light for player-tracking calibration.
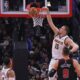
[47,2,51,7]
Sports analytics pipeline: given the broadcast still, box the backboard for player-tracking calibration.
[0,0,72,18]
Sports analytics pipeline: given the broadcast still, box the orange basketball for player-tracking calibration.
[29,7,39,17]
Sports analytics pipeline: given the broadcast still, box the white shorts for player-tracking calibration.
[48,58,58,80]
[48,58,58,71]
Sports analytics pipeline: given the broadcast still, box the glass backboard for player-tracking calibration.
[0,0,72,17]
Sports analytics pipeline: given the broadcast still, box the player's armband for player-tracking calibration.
[8,77,15,80]
[48,69,56,77]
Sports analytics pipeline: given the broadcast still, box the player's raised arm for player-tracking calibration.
[46,9,59,34]
[65,37,79,53]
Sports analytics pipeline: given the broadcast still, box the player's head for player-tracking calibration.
[62,47,70,56]
[30,2,40,8]
[3,56,13,67]
[59,25,69,35]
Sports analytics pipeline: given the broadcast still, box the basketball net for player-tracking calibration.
[31,8,47,27]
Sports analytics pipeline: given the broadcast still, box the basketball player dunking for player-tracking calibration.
[49,47,80,80]
[46,9,79,80]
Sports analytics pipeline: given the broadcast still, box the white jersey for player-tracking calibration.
[1,66,10,80]
[52,35,68,59]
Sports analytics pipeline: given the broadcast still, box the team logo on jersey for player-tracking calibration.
[61,63,71,68]
[54,39,63,45]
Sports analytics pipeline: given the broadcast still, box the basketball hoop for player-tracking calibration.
[29,7,48,27]
[29,7,39,17]
[29,7,48,17]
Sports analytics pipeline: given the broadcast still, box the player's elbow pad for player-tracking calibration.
[48,69,56,77]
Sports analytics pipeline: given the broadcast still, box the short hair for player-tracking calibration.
[30,2,39,8]
[63,47,70,56]
[3,57,10,66]
[64,25,70,34]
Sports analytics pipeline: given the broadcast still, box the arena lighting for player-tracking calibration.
[47,2,51,7]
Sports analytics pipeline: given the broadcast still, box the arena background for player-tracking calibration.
[0,0,80,80]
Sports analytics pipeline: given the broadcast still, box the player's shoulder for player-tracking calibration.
[64,36,73,45]
[65,36,73,42]
[63,35,69,40]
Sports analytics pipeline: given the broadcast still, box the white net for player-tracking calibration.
[32,16,44,27]
[32,7,47,27]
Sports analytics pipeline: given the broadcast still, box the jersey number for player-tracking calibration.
[63,69,69,79]
[55,43,59,49]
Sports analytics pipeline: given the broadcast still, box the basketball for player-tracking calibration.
[29,7,39,17]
